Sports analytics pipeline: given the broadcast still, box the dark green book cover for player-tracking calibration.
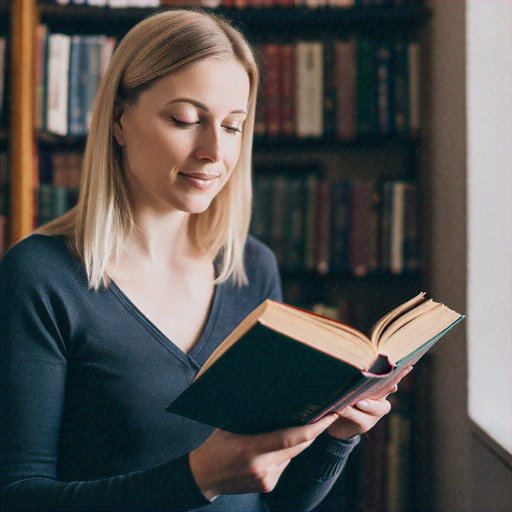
[166,314,463,435]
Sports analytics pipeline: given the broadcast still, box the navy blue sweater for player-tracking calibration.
[1,234,357,511]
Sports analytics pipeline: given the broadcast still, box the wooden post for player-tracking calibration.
[10,0,37,243]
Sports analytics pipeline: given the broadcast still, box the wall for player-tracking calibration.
[466,0,512,457]
[424,1,511,510]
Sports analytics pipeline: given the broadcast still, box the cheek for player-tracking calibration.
[225,138,244,171]
[124,126,184,175]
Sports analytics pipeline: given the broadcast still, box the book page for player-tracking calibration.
[370,292,426,347]
[378,305,462,363]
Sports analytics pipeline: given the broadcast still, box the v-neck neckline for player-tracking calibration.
[108,279,225,368]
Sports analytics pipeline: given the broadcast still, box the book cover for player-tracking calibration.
[167,295,463,434]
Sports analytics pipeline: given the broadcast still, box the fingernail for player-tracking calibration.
[356,400,368,409]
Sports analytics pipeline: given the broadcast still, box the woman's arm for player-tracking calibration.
[1,249,211,511]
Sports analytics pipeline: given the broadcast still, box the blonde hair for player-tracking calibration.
[38,9,259,290]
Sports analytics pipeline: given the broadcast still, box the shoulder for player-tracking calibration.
[244,235,279,276]
[243,235,282,302]
[1,234,82,285]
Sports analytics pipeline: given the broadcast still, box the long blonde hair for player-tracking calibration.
[38,9,259,290]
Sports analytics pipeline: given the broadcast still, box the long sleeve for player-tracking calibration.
[1,240,210,511]
[265,432,359,511]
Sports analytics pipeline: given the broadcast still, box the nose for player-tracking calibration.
[194,125,224,164]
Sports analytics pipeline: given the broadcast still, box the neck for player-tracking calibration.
[123,209,203,267]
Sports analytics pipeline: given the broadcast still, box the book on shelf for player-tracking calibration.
[334,39,357,140]
[46,33,71,136]
[35,26,116,137]
[167,292,463,434]
[295,41,324,138]
[253,38,420,141]
[0,37,6,120]
[251,174,421,276]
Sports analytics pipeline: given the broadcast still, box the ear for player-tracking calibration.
[113,103,125,146]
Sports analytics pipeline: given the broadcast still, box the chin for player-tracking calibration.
[179,198,216,215]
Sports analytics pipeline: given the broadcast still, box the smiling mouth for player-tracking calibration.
[178,172,220,191]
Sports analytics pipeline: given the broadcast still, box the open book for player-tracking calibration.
[167,293,463,434]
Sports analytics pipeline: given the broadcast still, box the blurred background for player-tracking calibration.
[0,0,510,510]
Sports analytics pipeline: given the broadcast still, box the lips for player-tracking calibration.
[178,172,220,191]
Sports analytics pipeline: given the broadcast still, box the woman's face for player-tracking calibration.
[114,57,250,215]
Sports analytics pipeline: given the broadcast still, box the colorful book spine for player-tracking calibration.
[68,35,84,136]
[46,33,71,136]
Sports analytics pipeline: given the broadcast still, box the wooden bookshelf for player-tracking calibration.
[8,0,37,243]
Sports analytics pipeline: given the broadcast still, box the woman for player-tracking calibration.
[1,9,408,511]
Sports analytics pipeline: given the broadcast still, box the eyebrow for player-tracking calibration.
[165,98,248,115]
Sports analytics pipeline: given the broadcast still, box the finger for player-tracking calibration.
[354,398,392,417]
[254,413,338,458]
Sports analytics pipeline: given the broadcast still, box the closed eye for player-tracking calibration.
[223,125,242,134]
[171,117,199,128]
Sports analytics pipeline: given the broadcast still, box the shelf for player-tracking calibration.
[37,3,431,39]
[36,130,421,151]
[281,269,423,284]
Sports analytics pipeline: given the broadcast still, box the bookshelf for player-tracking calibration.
[4,1,432,510]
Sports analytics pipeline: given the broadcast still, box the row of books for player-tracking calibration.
[251,175,421,276]
[35,24,420,140]
[38,151,82,225]
[35,26,117,136]
[46,1,406,9]
[255,39,420,140]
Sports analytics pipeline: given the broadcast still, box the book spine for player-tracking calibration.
[68,35,83,136]
[334,39,357,140]
[85,36,102,132]
[270,175,288,267]
[356,38,377,137]
[403,182,421,272]
[386,412,412,511]
[262,43,282,138]
[295,41,324,138]
[329,179,350,274]
[286,178,306,272]
[280,43,295,138]
[304,174,319,271]
[393,41,409,135]
[408,41,421,136]
[389,181,406,275]
[46,33,72,136]
[315,178,331,274]
[349,180,374,277]
[34,25,48,132]
[323,41,336,139]
[376,42,393,135]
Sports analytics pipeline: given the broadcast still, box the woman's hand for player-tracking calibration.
[327,365,413,440]
[189,413,339,501]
